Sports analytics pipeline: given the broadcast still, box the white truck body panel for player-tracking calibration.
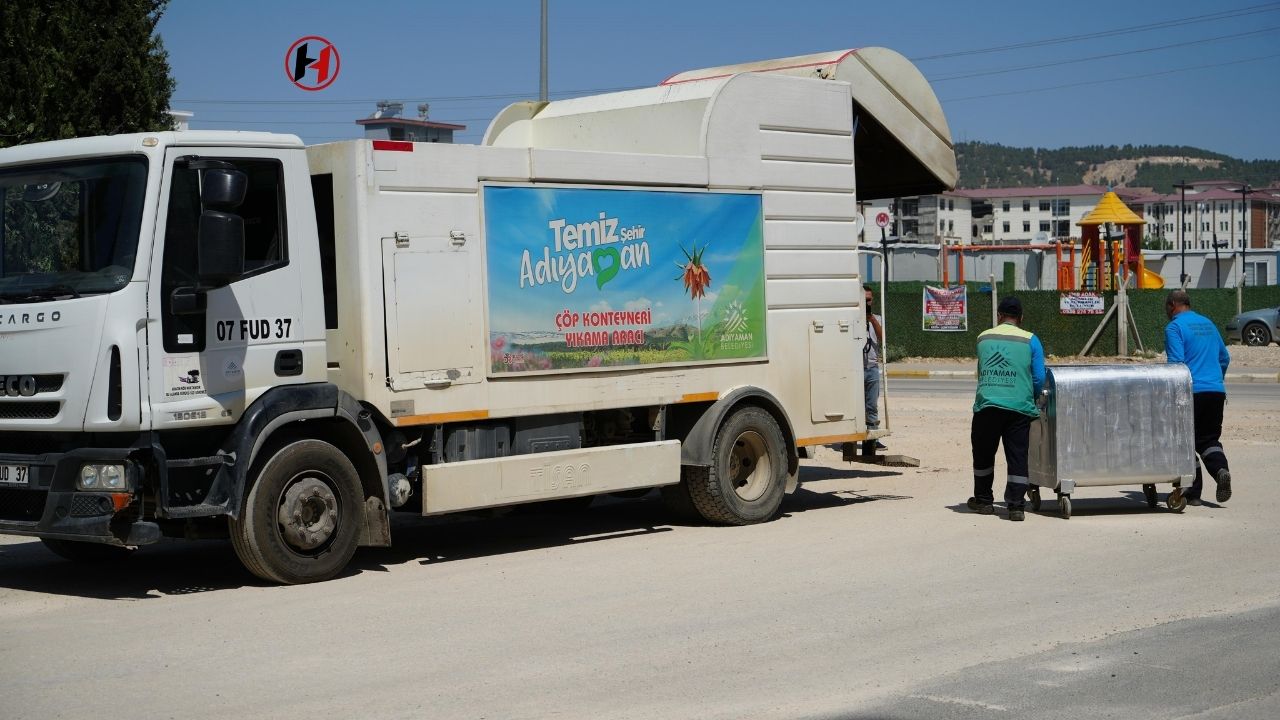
[310,70,874,446]
[423,440,681,515]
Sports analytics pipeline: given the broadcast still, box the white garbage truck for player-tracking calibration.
[0,48,956,583]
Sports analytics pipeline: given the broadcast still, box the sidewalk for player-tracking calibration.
[886,361,1280,383]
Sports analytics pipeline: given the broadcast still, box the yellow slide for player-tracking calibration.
[1140,267,1165,289]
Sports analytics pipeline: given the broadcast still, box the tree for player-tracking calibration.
[0,0,175,149]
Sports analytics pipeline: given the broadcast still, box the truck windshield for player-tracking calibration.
[0,156,148,302]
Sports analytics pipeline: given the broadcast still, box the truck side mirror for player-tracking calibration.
[201,167,247,207]
[198,210,245,284]
[197,168,247,286]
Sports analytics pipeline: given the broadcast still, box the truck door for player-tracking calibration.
[146,147,321,429]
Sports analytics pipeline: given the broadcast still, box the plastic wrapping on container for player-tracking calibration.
[1029,364,1196,491]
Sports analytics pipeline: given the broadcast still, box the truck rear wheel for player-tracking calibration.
[230,439,362,584]
[686,406,787,525]
[41,538,134,563]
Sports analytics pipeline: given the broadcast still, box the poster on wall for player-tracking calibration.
[922,285,968,332]
[1059,292,1105,315]
[484,186,767,375]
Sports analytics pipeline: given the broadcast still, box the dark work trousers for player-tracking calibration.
[971,407,1032,509]
[1187,391,1230,501]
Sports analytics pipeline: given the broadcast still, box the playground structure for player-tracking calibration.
[940,241,1070,287]
[1076,190,1163,290]
[936,190,1163,291]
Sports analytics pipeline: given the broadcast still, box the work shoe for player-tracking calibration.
[966,497,994,515]
[1008,508,1025,522]
[1215,469,1232,503]
[1187,497,1203,507]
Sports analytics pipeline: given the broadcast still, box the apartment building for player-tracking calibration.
[859,185,1136,246]
[1132,180,1280,252]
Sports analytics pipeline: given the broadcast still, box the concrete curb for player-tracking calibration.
[886,369,1280,383]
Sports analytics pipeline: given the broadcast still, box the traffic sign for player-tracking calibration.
[875,211,891,228]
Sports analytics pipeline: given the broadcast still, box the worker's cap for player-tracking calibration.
[997,296,1024,317]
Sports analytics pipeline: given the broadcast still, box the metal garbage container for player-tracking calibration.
[1028,364,1197,518]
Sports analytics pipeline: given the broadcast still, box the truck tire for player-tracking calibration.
[41,538,134,563]
[685,406,788,525]
[230,439,362,584]
[661,468,705,522]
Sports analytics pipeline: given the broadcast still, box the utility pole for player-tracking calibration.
[539,0,548,102]
[1238,184,1255,287]
[1172,180,1190,288]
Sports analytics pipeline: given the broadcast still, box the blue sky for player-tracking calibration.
[159,0,1280,160]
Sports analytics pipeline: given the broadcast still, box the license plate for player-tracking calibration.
[0,464,29,485]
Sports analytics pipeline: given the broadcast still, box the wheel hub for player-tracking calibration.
[277,476,339,552]
[728,431,771,502]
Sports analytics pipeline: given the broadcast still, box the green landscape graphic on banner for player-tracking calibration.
[484,186,767,374]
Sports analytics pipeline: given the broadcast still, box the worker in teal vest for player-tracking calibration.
[967,296,1046,521]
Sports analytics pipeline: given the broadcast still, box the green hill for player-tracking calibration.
[955,141,1280,192]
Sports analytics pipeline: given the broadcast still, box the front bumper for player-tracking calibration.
[1225,323,1241,342]
[0,446,159,546]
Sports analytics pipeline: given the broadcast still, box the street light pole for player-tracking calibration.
[539,0,548,102]
[1173,180,1189,288]
[1237,184,1255,287]
[1212,235,1227,289]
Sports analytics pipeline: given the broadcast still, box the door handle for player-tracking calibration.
[274,349,304,377]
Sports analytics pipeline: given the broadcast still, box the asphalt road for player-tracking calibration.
[1,387,1278,719]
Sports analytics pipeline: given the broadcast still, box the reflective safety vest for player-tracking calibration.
[974,323,1038,416]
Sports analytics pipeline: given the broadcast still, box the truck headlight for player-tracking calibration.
[78,464,126,490]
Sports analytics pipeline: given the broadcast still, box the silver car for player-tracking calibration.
[1225,306,1280,346]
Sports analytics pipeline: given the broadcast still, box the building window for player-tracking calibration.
[1052,199,1070,216]
[1022,221,1031,232]
[1002,200,1010,212]
[948,220,954,232]
[948,200,955,211]
[1023,200,1031,212]
[939,221,945,232]
[983,224,993,233]
[1201,222,1209,231]
[1039,200,1051,212]
[900,199,919,216]
[1002,221,1010,232]
[1039,221,1050,232]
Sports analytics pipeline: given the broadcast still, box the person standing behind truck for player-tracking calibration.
[1164,290,1232,506]
[967,297,1045,522]
[862,286,886,455]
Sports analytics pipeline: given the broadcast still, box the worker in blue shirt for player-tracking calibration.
[1164,290,1232,506]
[968,297,1046,521]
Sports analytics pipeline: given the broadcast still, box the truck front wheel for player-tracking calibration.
[686,406,788,525]
[230,439,362,584]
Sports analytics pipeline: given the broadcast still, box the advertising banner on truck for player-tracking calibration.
[484,186,766,374]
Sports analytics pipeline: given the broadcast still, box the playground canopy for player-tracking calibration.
[1077,190,1146,227]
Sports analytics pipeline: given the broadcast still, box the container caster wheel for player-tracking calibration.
[1143,484,1158,509]
[1167,488,1187,513]
[1058,494,1072,519]
[1029,486,1042,512]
